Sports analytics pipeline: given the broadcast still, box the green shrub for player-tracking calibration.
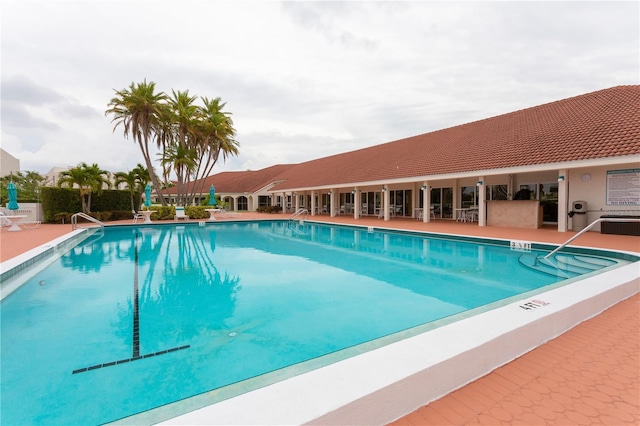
[54,212,73,224]
[41,188,82,223]
[40,187,133,223]
[256,205,282,213]
[185,206,208,220]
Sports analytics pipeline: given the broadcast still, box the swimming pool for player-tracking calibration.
[0,221,636,424]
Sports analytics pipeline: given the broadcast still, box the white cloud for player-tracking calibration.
[1,0,638,175]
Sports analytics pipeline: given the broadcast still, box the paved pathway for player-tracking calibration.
[389,294,639,425]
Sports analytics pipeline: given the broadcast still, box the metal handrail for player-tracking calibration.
[544,217,640,260]
[71,212,105,230]
[289,208,309,220]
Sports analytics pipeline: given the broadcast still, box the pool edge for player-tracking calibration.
[158,258,639,425]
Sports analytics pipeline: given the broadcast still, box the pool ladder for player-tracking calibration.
[287,209,310,237]
[521,216,638,278]
[543,217,640,261]
[71,212,105,231]
[289,208,309,221]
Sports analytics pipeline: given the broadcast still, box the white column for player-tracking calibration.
[281,192,287,214]
[557,169,568,232]
[353,188,359,219]
[295,193,300,212]
[311,191,316,216]
[383,186,390,221]
[423,181,431,223]
[330,189,336,217]
[478,176,486,227]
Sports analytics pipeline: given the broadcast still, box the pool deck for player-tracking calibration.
[1,213,638,425]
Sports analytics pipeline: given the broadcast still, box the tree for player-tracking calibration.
[106,79,168,205]
[106,81,240,206]
[58,163,111,213]
[189,97,239,200]
[158,143,197,207]
[0,171,46,205]
[114,163,149,212]
[166,90,199,206]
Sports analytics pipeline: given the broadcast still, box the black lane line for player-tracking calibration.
[72,231,190,375]
[72,345,190,374]
[133,231,140,358]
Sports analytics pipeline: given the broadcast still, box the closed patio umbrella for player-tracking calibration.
[209,185,217,206]
[7,181,19,212]
[144,184,152,207]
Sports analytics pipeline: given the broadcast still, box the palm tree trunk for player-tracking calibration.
[138,139,167,206]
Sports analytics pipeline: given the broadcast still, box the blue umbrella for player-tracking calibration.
[144,184,152,207]
[209,185,217,206]
[7,181,19,211]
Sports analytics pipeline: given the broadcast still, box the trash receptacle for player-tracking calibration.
[571,200,588,232]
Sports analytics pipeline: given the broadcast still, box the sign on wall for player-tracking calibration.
[606,169,640,206]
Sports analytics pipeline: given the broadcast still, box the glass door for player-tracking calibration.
[442,187,453,218]
[390,190,412,216]
[430,187,453,219]
[461,186,478,208]
[540,182,559,223]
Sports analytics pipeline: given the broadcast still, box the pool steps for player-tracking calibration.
[519,253,617,278]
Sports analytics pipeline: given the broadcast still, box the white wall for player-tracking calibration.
[568,163,639,231]
[0,148,20,177]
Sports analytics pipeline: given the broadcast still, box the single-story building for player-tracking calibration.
[174,85,640,233]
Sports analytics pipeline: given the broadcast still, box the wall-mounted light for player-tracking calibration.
[351,189,356,194]
[381,187,387,192]
[420,185,427,190]
[476,180,483,187]
[327,191,332,195]
[558,175,565,182]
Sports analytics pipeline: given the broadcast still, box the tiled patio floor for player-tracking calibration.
[389,293,639,425]
[1,214,638,424]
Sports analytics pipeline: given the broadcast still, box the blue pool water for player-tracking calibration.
[0,221,631,424]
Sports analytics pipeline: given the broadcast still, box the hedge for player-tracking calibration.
[40,187,136,223]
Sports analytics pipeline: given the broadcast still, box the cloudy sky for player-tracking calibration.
[2,1,638,175]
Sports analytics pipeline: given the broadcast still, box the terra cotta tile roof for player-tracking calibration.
[266,85,639,191]
[165,164,295,195]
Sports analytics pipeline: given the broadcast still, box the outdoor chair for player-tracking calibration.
[0,211,10,228]
[18,220,41,229]
[219,208,239,217]
[468,206,479,222]
[174,207,189,221]
[0,211,40,229]
[132,210,144,224]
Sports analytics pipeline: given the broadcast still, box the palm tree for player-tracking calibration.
[132,163,151,185]
[58,163,111,213]
[105,79,168,205]
[189,97,239,200]
[166,90,198,205]
[114,164,149,212]
[159,143,197,206]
